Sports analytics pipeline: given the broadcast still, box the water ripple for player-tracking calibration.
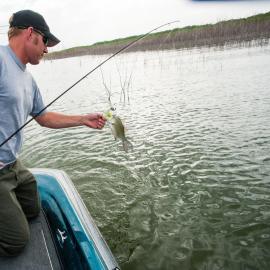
[20,46,270,269]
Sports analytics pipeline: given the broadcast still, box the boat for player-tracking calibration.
[0,168,120,270]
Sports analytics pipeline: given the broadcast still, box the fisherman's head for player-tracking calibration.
[8,10,60,64]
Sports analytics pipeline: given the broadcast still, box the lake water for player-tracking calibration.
[21,44,270,269]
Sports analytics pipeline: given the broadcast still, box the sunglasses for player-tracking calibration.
[16,26,49,46]
[33,28,49,46]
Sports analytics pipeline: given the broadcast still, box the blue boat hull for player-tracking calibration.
[32,169,119,270]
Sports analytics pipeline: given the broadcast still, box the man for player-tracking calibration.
[0,10,106,256]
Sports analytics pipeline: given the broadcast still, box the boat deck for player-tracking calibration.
[0,209,62,270]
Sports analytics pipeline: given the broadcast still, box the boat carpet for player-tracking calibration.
[0,209,62,270]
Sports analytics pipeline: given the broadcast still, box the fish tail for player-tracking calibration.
[122,138,133,152]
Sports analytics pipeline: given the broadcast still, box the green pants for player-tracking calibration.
[0,160,40,256]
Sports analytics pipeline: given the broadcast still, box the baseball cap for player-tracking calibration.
[9,10,60,47]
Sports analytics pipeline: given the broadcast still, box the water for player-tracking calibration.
[21,44,270,269]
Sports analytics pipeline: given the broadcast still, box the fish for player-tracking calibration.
[104,111,132,152]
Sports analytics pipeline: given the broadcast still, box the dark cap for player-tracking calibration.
[9,10,60,47]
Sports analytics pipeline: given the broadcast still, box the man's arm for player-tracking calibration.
[35,112,106,129]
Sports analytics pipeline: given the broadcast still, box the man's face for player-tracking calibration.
[26,28,48,65]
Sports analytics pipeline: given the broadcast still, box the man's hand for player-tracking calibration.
[81,113,107,129]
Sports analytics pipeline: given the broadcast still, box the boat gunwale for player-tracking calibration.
[31,168,120,270]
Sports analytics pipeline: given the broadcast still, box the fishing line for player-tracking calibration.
[0,20,180,148]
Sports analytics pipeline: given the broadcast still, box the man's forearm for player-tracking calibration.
[35,112,83,129]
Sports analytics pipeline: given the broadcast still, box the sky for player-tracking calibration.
[1,0,270,51]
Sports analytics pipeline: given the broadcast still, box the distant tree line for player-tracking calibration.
[46,12,270,60]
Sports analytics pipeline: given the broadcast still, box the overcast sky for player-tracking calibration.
[1,0,270,51]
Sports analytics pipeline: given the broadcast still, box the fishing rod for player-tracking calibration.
[0,20,179,148]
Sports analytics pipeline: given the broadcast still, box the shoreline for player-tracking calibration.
[45,11,270,60]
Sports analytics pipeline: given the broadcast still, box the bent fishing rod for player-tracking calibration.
[0,20,179,148]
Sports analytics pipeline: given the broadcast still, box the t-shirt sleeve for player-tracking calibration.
[30,79,47,117]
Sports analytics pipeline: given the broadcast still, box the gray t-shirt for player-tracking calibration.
[0,45,46,167]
